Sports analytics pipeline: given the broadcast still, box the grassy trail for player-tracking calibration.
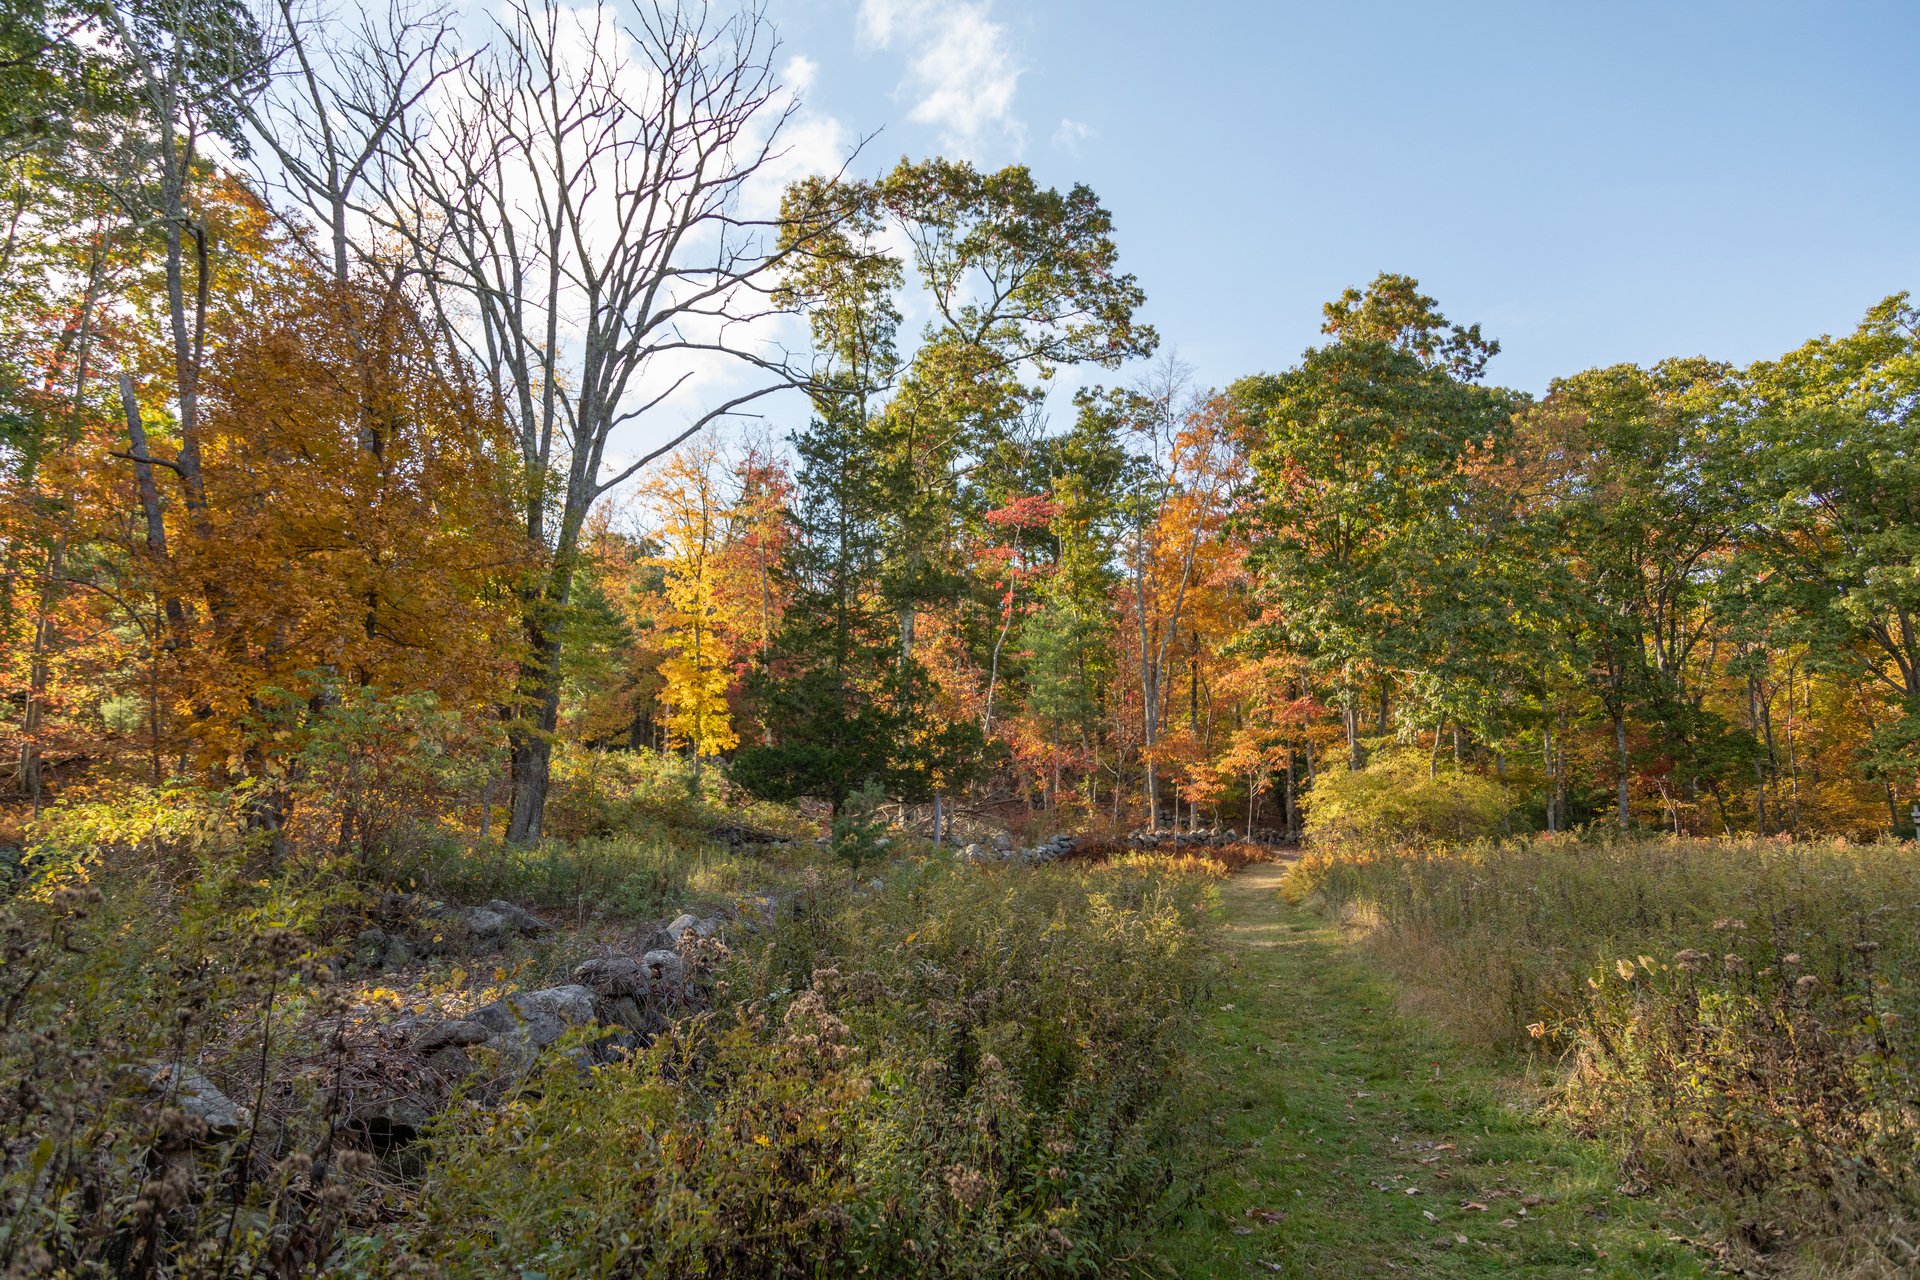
[1151,860,1716,1279]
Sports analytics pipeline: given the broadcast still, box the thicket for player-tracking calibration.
[1291,836,1920,1276]
[1299,750,1513,846]
[393,859,1212,1278]
[0,767,1213,1278]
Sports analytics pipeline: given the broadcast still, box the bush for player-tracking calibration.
[544,745,808,843]
[1302,750,1512,846]
[827,780,890,878]
[19,782,249,893]
[1567,930,1919,1261]
[393,857,1214,1278]
[0,855,377,1279]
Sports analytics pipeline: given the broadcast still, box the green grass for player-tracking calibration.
[1151,861,1717,1279]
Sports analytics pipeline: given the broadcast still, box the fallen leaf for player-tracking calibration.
[1461,1202,1489,1212]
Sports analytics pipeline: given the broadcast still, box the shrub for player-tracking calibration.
[393,857,1214,1278]
[827,780,890,878]
[1302,750,1512,847]
[20,782,249,893]
[544,745,807,843]
[274,682,495,855]
[0,855,375,1279]
[366,830,771,925]
[1566,931,1919,1260]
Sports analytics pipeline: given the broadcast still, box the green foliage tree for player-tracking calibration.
[1735,294,1920,826]
[1237,274,1511,770]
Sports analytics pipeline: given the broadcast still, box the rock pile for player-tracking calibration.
[344,897,554,975]
[344,899,746,1149]
[1124,826,1294,849]
[959,832,1081,866]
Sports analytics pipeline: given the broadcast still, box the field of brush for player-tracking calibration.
[1286,835,1920,1278]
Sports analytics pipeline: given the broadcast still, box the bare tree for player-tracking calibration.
[245,0,460,288]
[1126,351,1199,832]
[375,0,828,841]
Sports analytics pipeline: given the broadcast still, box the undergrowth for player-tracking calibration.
[0,771,1216,1278]
[1289,834,1920,1277]
[387,856,1215,1278]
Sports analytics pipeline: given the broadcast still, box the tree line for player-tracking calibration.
[4,0,1916,849]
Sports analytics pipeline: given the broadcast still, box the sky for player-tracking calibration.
[766,0,1920,399]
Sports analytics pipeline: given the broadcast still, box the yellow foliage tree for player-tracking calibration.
[645,443,738,759]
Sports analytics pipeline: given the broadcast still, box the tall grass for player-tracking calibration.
[1291,835,1920,1275]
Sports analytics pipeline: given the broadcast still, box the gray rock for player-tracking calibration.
[665,913,723,945]
[463,984,598,1076]
[353,928,390,968]
[470,984,595,1039]
[640,949,688,986]
[142,1064,244,1135]
[462,907,508,940]
[572,954,650,998]
[482,900,552,935]
[414,1019,492,1054]
[991,832,1014,852]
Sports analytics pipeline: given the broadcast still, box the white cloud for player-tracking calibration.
[1052,117,1094,150]
[857,0,1024,157]
[781,53,819,96]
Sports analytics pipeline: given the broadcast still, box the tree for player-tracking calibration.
[730,396,906,813]
[645,442,739,762]
[378,0,825,842]
[1736,294,1920,831]
[1522,360,1747,829]
[1121,369,1243,828]
[1238,274,1510,772]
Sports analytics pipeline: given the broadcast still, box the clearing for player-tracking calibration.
[1153,859,1720,1278]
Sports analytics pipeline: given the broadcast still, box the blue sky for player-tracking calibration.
[772,0,1919,397]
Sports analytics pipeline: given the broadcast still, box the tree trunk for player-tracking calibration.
[507,602,566,845]
[1612,701,1631,830]
[1555,705,1569,831]
[1543,706,1556,833]
[1285,748,1299,838]
[1344,695,1366,771]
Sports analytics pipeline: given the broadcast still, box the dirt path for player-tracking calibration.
[1150,861,1715,1278]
